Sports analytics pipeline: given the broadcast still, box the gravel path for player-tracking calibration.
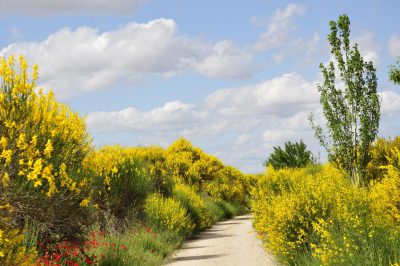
[164,214,277,266]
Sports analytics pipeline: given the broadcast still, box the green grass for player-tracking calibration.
[89,224,184,266]
[218,200,247,219]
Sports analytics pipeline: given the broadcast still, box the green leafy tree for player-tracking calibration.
[309,14,380,186]
[389,57,400,85]
[264,140,314,169]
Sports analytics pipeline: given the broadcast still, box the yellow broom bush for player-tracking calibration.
[251,160,400,265]
[0,55,93,261]
[172,183,212,230]
[144,193,194,236]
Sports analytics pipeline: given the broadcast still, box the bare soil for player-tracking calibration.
[164,214,277,266]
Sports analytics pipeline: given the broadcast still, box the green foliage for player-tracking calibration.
[203,196,226,223]
[389,57,400,85]
[263,140,314,169]
[89,224,183,266]
[218,200,246,219]
[309,14,380,186]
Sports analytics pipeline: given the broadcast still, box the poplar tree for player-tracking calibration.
[309,14,380,186]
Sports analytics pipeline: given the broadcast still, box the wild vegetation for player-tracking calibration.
[264,140,315,169]
[252,14,400,265]
[0,56,249,265]
[1,12,399,266]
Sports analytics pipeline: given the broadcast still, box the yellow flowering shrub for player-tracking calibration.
[370,147,400,229]
[83,145,176,223]
[83,145,154,220]
[366,136,400,183]
[0,203,37,265]
[251,165,349,262]
[166,138,224,187]
[144,193,194,236]
[0,55,93,259]
[251,161,400,265]
[172,183,212,230]
[203,166,246,204]
[133,146,173,195]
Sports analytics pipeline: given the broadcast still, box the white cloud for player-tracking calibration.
[354,31,380,64]
[87,101,206,132]
[1,19,254,98]
[205,72,319,117]
[389,34,400,57]
[195,41,254,79]
[251,3,324,67]
[86,71,400,173]
[380,90,400,115]
[0,0,146,16]
[87,72,320,173]
[253,3,306,51]
[87,72,319,134]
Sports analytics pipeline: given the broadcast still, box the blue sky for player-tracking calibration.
[1,0,400,172]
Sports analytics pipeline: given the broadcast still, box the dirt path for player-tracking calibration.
[164,214,277,266]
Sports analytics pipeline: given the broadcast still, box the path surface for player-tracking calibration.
[164,214,277,266]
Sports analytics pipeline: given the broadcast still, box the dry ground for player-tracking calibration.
[164,214,277,266]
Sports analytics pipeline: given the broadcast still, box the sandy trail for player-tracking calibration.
[164,214,277,266]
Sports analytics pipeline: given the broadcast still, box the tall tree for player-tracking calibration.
[309,14,380,186]
[389,57,400,85]
[264,140,314,169]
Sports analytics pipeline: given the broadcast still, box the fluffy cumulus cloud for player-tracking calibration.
[195,41,254,79]
[379,90,400,115]
[389,34,400,57]
[251,3,323,66]
[87,71,400,173]
[1,19,254,98]
[0,0,146,16]
[87,73,321,172]
[354,31,381,64]
[253,3,306,51]
[88,73,318,132]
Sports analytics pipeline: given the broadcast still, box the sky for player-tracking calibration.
[1,0,399,173]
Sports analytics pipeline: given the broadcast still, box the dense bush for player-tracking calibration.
[172,183,212,231]
[0,56,249,264]
[0,56,93,262]
[144,193,194,236]
[83,146,155,224]
[251,160,400,265]
[263,140,314,169]
[203,166,247,204]
[366,136,400,183]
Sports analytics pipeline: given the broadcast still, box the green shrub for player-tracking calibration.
[219,200,245,219]
[203,196,225,223]
[263,140,315,169]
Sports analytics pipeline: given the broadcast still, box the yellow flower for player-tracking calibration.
[2,172,10,187]
[80,198,90,207]
[34,180,42,187]
[44,139,53,158]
